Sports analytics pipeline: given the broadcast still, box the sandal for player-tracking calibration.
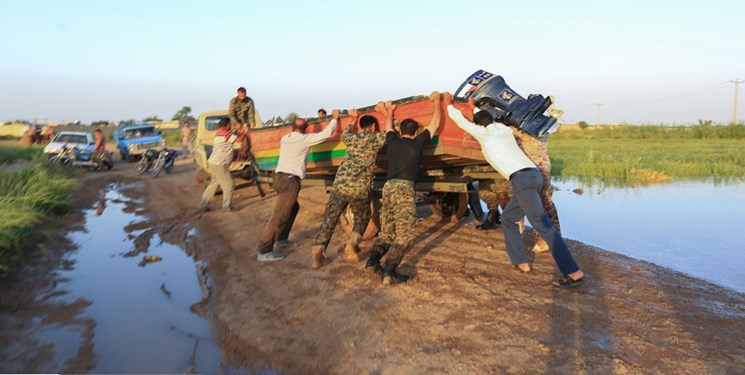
[553,276,585,288]
[513,265,532,274]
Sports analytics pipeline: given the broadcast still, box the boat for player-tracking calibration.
[249,95,488,178]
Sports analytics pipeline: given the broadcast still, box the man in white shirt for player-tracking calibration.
[256,111,339,262]
[443,93,585,288]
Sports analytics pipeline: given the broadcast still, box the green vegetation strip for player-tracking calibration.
[549,125,745,184]
[0,146,76,272]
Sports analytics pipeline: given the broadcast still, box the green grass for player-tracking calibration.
[0,146,76,272]
[162,129,182,147]
[0,145,44,164]
[552,124,745,140]
[549,136,745,186]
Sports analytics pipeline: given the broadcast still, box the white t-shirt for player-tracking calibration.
[275,119,338,178]
[447,105,536,179]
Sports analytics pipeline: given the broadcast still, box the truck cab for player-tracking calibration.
[114,124,166,162]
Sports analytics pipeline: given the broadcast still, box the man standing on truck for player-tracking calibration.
[197,118,247,212]
[364,92,441,285]
[229,86,255,159]
[443,92,585,288]
[310,102,393,269]
[256,112,339,262]
[229,87,256,129]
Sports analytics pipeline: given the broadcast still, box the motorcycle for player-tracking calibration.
[135,148,176,178]
[50,145,113,171]
[151,148,177,178]
[134,148,158,175]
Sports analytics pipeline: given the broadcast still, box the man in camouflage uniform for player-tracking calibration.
[229,86,256,129]
[310,103,392,269]
[229,86,255,159]
[479,130,560,252]
[365,92,442,285]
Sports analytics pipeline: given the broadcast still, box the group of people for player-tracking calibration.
[20,124,54,145]
[197,87,585,288]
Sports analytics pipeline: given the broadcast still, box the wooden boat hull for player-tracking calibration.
[250,96,487,176]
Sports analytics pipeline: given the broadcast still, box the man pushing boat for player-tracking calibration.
[256,112,339,262]
[310,102,393,269]
[443,92,585,288]
[365,91,442,285]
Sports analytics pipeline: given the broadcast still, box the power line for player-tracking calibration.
[607,81,730,107]
[561,80,732,111]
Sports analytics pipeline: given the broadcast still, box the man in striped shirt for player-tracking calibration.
[197,118,247,212]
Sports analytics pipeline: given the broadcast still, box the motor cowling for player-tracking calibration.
[456,70,560,137]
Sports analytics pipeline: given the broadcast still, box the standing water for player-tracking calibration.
[33,182,245,373]
[551,178,745,294]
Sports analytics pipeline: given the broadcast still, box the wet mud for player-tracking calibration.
[1,158,744,374]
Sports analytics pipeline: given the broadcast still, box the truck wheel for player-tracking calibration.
[431,192,469,219]
[339,197,381,240]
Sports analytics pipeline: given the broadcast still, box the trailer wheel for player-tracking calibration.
[431,192,469,219]
[339,198,381,240]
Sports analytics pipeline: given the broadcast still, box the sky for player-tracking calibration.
[1,0,744,125]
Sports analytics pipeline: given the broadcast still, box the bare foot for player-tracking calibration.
[568,269,584,280]
[516,263,532,273]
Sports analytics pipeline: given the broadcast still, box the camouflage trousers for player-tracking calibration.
[480,162,561,234]
[314,189,371,248]
[372,180,417,268]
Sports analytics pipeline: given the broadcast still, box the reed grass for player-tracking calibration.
[0,146,76,272]
[0,146,43,164]
[552,124,745,140]
[549,137,745,185]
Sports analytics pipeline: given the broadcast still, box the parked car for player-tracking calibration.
[43,131,94,156]
[113,124,165,162]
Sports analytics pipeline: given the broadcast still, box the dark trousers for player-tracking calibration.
[501,169,579,276]
[257,173,300,254]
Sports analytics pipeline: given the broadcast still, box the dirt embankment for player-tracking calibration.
[2,156,745,374]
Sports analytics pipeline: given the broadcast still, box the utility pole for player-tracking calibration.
[732,80,744,124]
[595,103,604,126]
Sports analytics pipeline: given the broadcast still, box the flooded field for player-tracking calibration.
[24,182,242,373]
[552,178,745,294]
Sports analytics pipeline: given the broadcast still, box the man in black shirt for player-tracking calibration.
[365,91,442,285]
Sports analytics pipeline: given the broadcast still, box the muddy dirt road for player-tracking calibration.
[2,156,745,374]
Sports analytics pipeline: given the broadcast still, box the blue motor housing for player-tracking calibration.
[456,71,559,137]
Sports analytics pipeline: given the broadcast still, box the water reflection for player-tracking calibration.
[552,178,745,293]
[39,183,243,373]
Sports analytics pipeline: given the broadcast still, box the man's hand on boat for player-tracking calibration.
[430,91,441,102]
[331,109,341,120]
[385,100,396,113]
[442,91,454,106]
[348,108,359,119]
[375,101,386,113]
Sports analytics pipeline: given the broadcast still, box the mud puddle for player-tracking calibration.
[31,182,249,374]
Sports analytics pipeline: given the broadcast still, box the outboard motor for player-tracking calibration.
[454,70,560,137]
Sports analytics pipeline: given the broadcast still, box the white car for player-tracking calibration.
[43,131,95,156]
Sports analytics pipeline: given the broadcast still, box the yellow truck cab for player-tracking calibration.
[193,109,262,183]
